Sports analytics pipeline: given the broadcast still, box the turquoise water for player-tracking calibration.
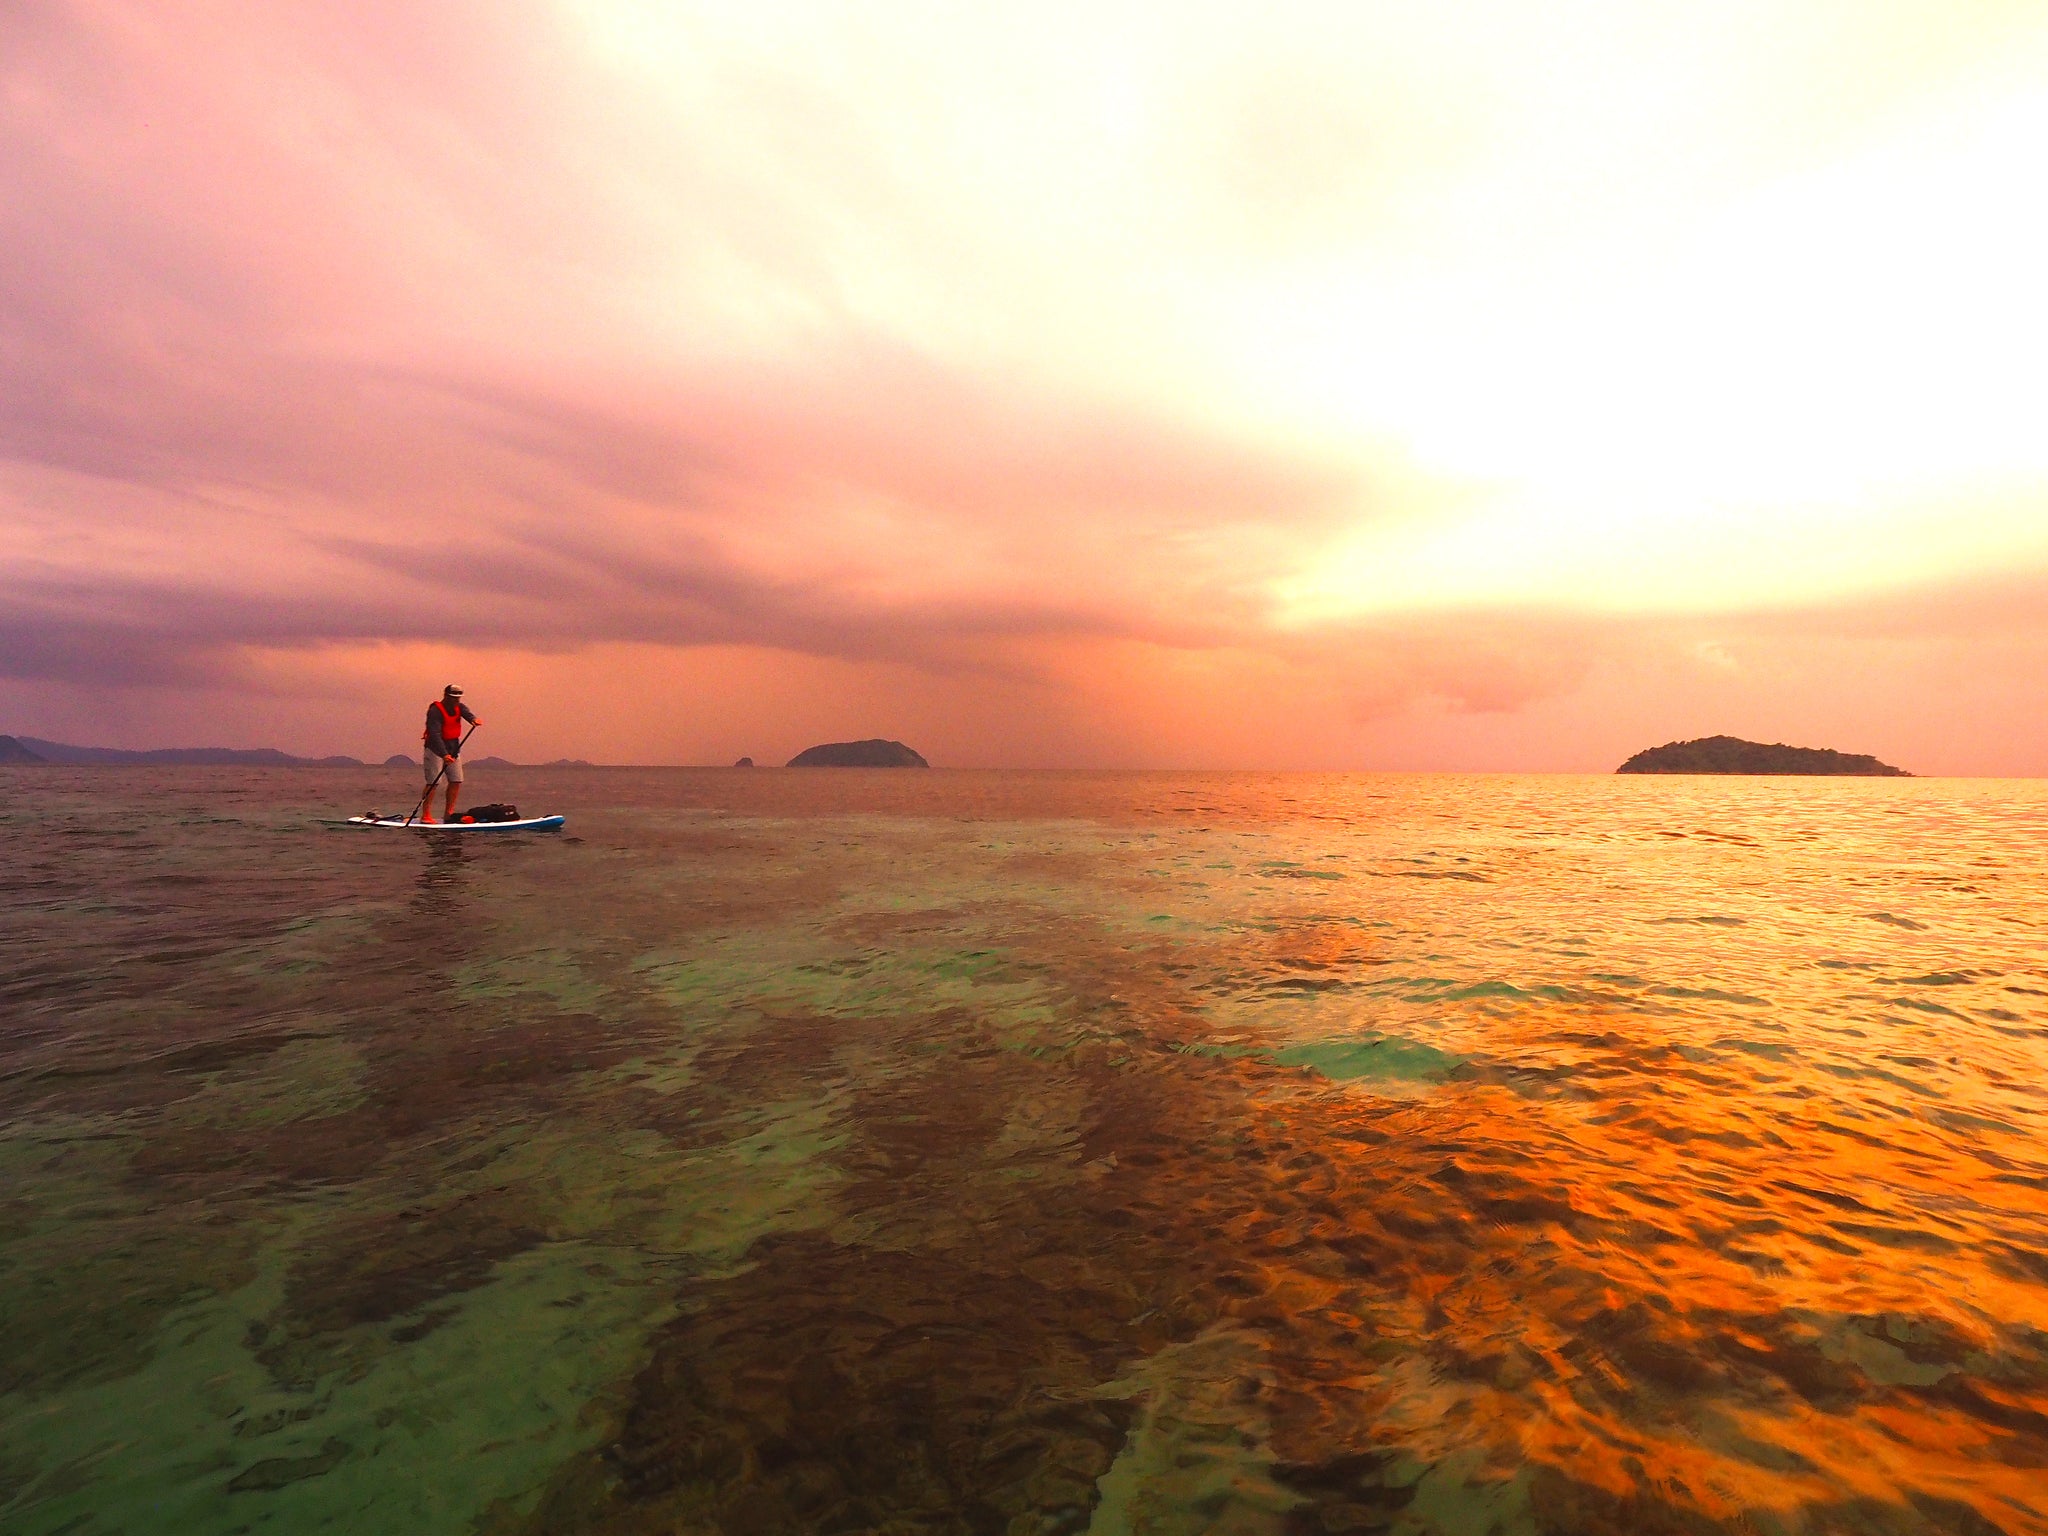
[3,767,2047,1534]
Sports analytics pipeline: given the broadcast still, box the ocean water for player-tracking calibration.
[3,767,2048,1536]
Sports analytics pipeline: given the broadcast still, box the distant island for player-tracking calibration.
[1618,735,1910,776]
[0,735,44,764]
[388,753,595,769]
[786,739,929,768]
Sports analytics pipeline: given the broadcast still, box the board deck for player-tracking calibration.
[329,813,567,832]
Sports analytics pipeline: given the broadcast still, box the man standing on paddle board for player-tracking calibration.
[421,685,480,824]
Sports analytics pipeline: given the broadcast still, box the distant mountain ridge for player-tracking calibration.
[1617,735,1911,776]
[11,737,593,768]
[16,737,367,766]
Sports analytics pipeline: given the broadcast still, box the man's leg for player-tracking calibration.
[442,755,463,821]
[420,752,440,822]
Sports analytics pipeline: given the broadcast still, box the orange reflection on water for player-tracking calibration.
[1208,987,2048,1531]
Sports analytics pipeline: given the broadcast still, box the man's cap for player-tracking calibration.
[443,685,463,697]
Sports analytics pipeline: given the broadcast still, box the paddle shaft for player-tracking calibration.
[405,720,478,826]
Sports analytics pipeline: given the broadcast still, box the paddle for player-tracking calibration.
[405,720,478,826]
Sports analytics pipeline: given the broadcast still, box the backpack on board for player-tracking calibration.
[454,803,521,824]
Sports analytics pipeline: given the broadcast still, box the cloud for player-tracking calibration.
[0,333,1364,682]
[1,4,1380,698]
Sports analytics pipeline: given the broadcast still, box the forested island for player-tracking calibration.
[1617,736,1910,776]
[787,739,929,767]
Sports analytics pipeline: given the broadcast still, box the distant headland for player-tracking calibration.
[1618,735,1911,776]
[786,739,929,768]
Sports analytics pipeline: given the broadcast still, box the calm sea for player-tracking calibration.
[4,767,2047,1535]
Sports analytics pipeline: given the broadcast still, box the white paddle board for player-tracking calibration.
[330,813,566,832]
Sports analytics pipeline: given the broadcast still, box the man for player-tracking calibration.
[421,685,481,823]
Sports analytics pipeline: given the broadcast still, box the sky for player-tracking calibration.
[5,0,2048,771]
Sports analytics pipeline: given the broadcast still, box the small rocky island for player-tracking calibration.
[786,739,929,768]
[1617,735,1910,776]
[0,735,45,764]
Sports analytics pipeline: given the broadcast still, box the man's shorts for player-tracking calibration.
[423,750,464,784]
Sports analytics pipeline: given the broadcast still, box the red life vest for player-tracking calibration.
[423,699,465,745]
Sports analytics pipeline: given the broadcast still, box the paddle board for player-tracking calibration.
[330,813,567,832]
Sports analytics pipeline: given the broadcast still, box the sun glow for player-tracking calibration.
[553,3,2048,625]
[1255,58,2048,622]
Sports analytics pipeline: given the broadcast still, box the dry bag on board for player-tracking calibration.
[454,803,520,824]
